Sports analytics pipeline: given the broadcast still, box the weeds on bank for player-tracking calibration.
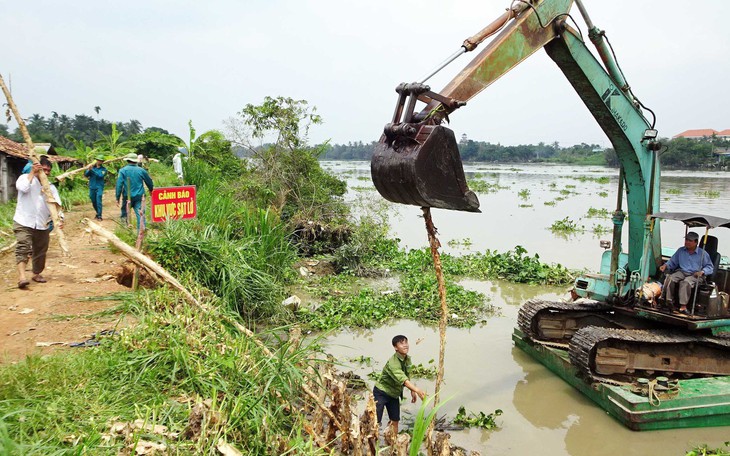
[0,288,327,455]
[0,201,15,245]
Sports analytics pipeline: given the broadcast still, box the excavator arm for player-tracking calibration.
[371,0,662,283]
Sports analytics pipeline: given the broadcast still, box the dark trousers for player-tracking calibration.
[89,187,103,218]
[13,222,50,274]
[373,386,401,424]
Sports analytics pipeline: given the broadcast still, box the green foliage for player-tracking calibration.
[517,188,530,200]
[550,217,584,234]
[410,396,449,456]
[685,442,730,456]
[592,224,610,236]
[454,406,502,429]
[95,123,133,157]
[466,179,506,194]
[0,201,16,246]
[666,188,682,195]
[697,189,720,198]
[126,130,180,161]
[239,96,322,150]
[597,191,609,197]
[0,290,328,454]
[146,162,297,321]
[586,207,610,218]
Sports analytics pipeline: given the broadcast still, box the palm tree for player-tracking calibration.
[94,106,101,119]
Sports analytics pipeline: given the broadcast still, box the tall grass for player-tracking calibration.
[146,160,297,322]
[0,289,327,455]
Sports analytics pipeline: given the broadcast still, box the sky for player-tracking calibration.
[3,0,730,148]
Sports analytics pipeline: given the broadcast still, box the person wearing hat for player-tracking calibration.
[84,154,108,221]
[115,152,154,229]
[659,231,714,314]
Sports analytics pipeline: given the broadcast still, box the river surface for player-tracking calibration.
[319,161,730,455]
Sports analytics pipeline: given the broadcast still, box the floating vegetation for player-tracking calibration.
[356,176,370,181]
[572,175,610,184]
[550,217,584,234]
[454,406,503,430]
[666,188,682,195]
[350,185,372,192]
[592,224,610,236]
[518,204,533,208]
[467,179,508,193]
[685,442,730,456]
[548,182,557,188]
[554,196,567,202]
[559,189,575,196]
[349,355,373,366]
[518,188,531,200]
[565,184,576,189]
[697,190,720,198]
[598,191,609,198]
[586,207,610,218]
[447,238,474,248]
[544,200,557,206]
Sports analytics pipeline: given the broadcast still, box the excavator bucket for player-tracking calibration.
[371,124,480,212]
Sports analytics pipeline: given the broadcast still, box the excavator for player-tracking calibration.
[371,0,730,429]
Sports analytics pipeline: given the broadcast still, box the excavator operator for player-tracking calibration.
[660,231,714,314]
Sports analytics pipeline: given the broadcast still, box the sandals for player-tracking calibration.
[17,279,30,289]
[32,275,47,283]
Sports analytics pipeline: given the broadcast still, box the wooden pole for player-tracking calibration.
[421,207,448,450]
[55,156,124,181]
[132,195,146,290]
[0,73,69,255]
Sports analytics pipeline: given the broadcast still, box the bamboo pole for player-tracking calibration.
[132,195,147,290]
[421,207,448,452]
[55,156,124,181]
[0,73,69,255]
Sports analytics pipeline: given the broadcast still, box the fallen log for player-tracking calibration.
[83,218,198,306]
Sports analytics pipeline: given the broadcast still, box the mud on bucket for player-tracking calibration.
[370,125,480,212]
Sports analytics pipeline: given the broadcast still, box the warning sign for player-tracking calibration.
[151,186,197,222]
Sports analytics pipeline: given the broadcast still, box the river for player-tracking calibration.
[320,161,730,455]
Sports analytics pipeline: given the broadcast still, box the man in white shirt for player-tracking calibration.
[172,152,183,180]
[13,156,63,289]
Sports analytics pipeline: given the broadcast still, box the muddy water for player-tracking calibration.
[324,161,730,270]
[319,161,730,453]
[324,280,730,455]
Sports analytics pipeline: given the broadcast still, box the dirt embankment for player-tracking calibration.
[1,192,136,363]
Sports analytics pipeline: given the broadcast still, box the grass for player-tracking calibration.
[0,289,328,455]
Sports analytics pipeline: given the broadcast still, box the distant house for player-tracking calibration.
[717,129,730,140]
[673,129,720,139]
[0,136,78,203]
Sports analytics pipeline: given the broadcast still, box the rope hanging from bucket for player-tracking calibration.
[421,207,449,448]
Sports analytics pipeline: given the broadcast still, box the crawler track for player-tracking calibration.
[569,327,730,382]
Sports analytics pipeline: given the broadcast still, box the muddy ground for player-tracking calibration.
[0,192,136,363]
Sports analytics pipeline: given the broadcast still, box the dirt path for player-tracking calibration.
[0,191,135,363]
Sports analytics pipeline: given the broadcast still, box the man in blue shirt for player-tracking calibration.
[84,154,107,221]
[660,231,714,314]
[115,153,154,230]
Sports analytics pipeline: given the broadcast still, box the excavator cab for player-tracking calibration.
[370,82,480,213]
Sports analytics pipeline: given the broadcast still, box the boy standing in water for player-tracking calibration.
[373,335,427,434]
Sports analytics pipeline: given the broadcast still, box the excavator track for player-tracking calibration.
[518,299,614,343]
[569,327,730,382]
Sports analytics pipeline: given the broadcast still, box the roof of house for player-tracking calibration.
[717,129,730,136]
[673,129,718,138]
[0,136,76,163]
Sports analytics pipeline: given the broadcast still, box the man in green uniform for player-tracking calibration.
[373,335,426,434]
[115,153,154,230]
[84,154,107,221]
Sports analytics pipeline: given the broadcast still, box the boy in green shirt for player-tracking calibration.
[373,335,426,434]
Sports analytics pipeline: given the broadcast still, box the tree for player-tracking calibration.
[229,96,346,225]
[95,123,132,157]
[126,130,180,161]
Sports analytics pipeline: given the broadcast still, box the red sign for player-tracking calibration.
[151,186,197,222]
